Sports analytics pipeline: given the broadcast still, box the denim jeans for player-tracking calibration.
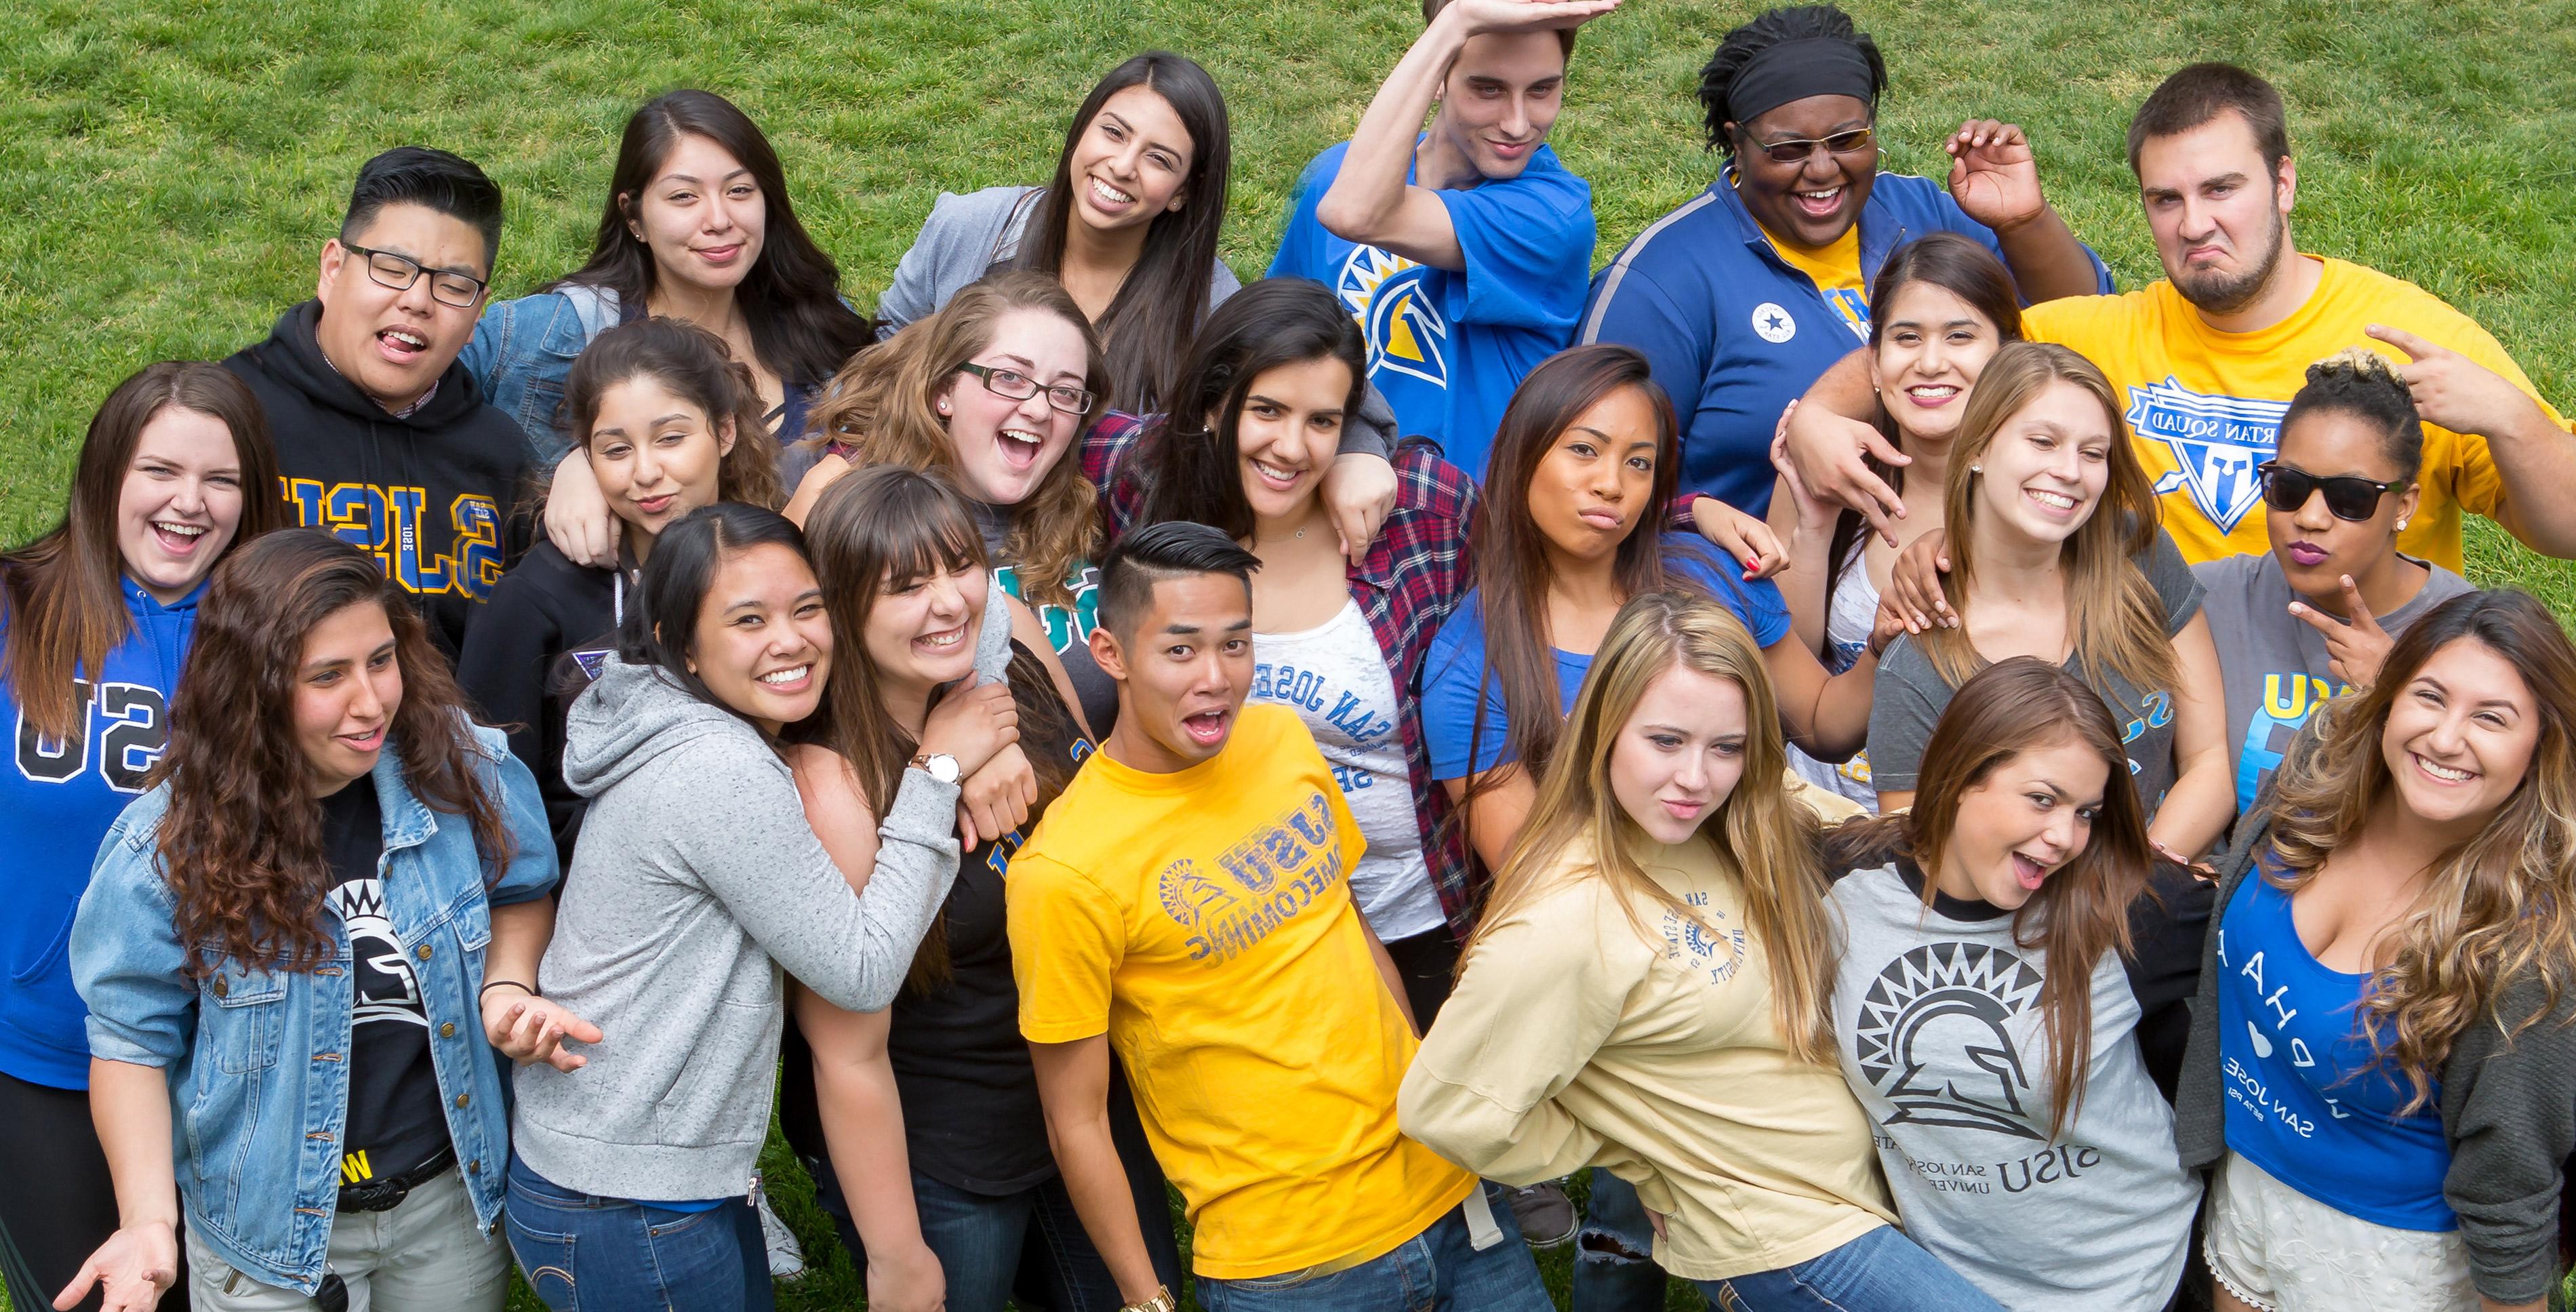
[502,1157,773,1312]
[811,1159,1178,1312]
[1571,1171,1668,1312]
[1193,1184,1552,1312]
[1693,1224,2004,1312]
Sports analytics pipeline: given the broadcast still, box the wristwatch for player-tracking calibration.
[910,751,961,783]
[1119,1288,1176,1312]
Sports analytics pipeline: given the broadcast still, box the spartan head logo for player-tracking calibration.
[1335,247,1449,391]
[2125,376,2291,533]
[325,879,427,1029]
[1854,941,2047,1140]
[1155,858,1239,930]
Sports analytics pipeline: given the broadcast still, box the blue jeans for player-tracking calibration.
[502,1157,774,1312]
[811,1159,1177,1312]
[1194,1184,1552,1312]
[1571,1171,1668,1312]
[1694,1224,2003,1312]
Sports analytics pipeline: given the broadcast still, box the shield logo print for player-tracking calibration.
[2123,376,2291,533]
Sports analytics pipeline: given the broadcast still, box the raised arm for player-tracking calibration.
[1941,119,2106,304]
[2369,323,2576,559]
[1315,0,1618,269]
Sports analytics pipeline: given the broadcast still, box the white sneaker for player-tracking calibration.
[759,1192,807,1280]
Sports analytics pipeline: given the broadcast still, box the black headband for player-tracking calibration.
[1726,37,1880,132]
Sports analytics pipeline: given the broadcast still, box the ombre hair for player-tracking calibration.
[1826,656,2155,1136]
[2265,589,2576,1109]
[1919,342,2174,696]
[805,271,1106,610]
[1464,591,1838,1064]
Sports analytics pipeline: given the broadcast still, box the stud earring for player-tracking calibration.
[2396,517,2409,530]
[1969,463,1982,474]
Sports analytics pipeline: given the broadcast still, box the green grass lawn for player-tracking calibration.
[3,0,2573,1309]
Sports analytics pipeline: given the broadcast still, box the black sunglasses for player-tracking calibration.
[2256,460,2402,521]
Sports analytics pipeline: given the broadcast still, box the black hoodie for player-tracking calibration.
[225,300,534,658]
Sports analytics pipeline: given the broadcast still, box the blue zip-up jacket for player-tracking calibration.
[1577,170,2114,516]
[0,574,199,1090]
[71,723,558,1294]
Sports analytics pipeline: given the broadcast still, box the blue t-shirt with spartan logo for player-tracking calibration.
[1268,139,1595,481]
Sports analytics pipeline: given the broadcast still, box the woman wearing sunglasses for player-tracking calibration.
[2192,350,2478,810]
[1577,2,2109,513]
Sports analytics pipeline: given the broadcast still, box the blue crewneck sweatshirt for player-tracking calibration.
[0,574,199,1088]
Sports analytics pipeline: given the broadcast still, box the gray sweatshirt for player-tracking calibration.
[511,657,961,1201]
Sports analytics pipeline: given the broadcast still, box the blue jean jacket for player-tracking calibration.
[70,723,559,1294]
[458,285,822,469]
[456,287,623,470]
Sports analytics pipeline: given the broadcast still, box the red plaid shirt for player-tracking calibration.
[1086,412,1488,939]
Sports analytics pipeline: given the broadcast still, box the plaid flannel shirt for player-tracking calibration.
[1086,412,1487,939]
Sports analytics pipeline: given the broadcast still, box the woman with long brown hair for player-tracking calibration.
[0,363,279,1312]
[777,464,1182,1311]
[458,317,784,863]
[1823,656,2209,1309]
[2178,589,2576,1311]
[60,530,566,1312]
[1404,590,1996,1311]
[1866,341,2232,864]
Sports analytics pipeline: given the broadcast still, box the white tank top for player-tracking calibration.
[1250,599,1444,940]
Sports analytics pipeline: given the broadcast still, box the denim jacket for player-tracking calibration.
[71,723,559,1294]
[456,285,624,470]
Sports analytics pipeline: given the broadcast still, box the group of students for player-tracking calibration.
[5,2,2576,1311]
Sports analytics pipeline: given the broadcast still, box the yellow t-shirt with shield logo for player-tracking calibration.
[1765,222,1872,342]
[1005,704,1475,1279]
[2022,255,2565,570]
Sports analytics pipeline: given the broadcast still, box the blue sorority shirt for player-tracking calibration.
[1420,538,1790,778]
[1268,140,1596,480]
[1577,170,2114,516]
[0,576,197,1090]
[2216,865,2455,1231]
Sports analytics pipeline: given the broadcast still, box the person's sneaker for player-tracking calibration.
[759,1192,807,1280]
[1501,1179,1578,1248]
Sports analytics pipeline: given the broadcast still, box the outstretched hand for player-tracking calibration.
[2287,575,2396,690]
[54,1221,176,1312]
[1784,398,1912,546]
[1946,120,2048,234]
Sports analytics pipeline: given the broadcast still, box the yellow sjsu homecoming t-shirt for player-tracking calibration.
[1005,705,1476,1279]
[2024,255,2569,570]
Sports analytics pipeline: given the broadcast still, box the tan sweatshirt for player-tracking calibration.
[1399,831,1895,1281]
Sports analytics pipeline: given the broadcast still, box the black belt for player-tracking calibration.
[337,1145,456,1214]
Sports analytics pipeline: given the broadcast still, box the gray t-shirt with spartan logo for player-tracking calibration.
[1825,859,2200,1311]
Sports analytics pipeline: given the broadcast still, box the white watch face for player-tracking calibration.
[925,754,959,783]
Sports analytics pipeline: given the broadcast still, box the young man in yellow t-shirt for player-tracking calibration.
[1782,62,2576,573]
[1005,522,1551,1311]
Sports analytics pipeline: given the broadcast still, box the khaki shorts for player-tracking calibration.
[2203,1152,2477,1311]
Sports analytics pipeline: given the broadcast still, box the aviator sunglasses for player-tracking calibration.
[2256,460,2404,521]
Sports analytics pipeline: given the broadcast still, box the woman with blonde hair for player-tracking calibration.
[1823,656,2209,1309]
[2177,588,2576,1312]
[1401,589,1999,1311]
[1867,340,2232,864]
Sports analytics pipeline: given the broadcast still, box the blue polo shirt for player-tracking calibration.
[1577,170,2114,515]
[1268,140,1595,481]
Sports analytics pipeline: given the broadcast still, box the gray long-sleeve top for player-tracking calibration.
[2176,733,2576,1305]
[511,656,961,1202]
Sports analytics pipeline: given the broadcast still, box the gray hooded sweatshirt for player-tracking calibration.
[511,656,961,1202]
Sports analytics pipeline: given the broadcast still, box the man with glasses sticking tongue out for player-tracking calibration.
[225,146,534,658]
[1580,3,2110,517]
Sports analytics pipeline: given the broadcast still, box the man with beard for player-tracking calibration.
[1777,62,2576,572]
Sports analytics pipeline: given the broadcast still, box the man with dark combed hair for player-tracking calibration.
[1783,61,2576,576]
[1006,520,1556,1310]
[224,146,532,658]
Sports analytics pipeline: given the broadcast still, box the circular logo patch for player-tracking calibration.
[1751,302,1797,344]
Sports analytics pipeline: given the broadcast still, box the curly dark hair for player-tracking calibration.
[155,530,512,977]
[1696,5,1887,153]
[2280,348,2426,483]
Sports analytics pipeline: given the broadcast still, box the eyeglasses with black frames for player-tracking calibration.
[342,242,489,309]
[955,362,1095,416]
